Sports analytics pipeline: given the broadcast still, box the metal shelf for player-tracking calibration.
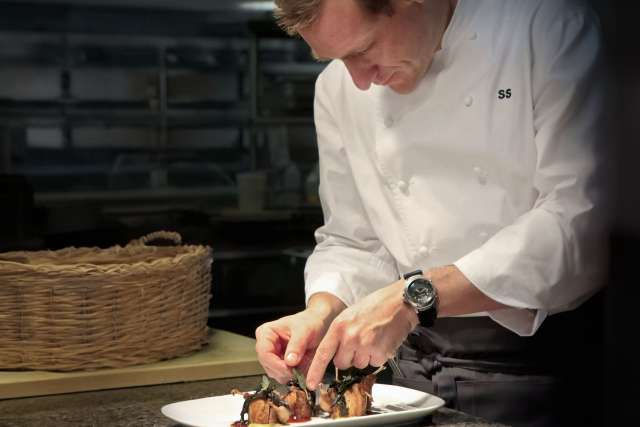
[0,106,162,127]
[261,62,326,77]
[254,116,314,126]
[167,110,249,128]
[34,185,236,204]
[1,12,319,189]
[22,0,277,14]
[0,107,313,128]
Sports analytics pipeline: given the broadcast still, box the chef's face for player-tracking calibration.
[299,0,455,94]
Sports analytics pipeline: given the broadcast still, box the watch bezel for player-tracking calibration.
[404,277,437,312]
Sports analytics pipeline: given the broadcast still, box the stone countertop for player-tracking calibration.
[0,376,507,427]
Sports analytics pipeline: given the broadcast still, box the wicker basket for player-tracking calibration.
[0,231,212,371]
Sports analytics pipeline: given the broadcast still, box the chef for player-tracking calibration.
[255,0,610,425]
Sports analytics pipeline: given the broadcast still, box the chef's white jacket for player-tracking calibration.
[304,0,610,336]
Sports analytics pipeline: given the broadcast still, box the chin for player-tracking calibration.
[387,72,421,94]
[389,80,419,94]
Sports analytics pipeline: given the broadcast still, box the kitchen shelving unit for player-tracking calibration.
[0,4,324,217]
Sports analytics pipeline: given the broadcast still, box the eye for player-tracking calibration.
[353,46,370,57]
[345,43,373,60]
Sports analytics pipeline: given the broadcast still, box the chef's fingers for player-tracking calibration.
[296,350,315,376]
[352,352,371,369]
[332,344,354,370]
[261,352,293,384]
[283,328,312,367]
[255,322,292,382]
[369,350,388,368]
[306,329,340,390]
[255,323,284,357]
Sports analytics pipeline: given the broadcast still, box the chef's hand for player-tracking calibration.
[305,279,418,390]
[255,293,346,384]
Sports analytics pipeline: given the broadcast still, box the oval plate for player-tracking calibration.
[161,383,445,427]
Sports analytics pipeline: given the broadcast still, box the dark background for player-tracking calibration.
[0,1,637,425]
[0,0,326,336]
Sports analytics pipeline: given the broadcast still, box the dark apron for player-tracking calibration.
[393,292,605,427]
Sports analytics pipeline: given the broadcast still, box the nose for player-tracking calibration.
[344,58,378,91]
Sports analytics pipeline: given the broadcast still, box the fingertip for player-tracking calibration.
[305,369,320,391]
[285,352,299,366]
[306,379,318,391]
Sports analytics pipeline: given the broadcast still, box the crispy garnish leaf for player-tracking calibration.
[260,375,271,392]
[292,368,307,391]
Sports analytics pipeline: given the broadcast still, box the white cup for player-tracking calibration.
[236,171,268,211]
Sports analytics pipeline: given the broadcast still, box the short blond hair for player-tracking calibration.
[274,0,393,36]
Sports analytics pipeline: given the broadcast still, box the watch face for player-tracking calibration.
[407,279,436,309]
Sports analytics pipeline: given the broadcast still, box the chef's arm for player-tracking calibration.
[304,64,401,309]
[306,292,347,321]
[302,264,512,389]
[308,264,510,324]
[427,264,509,317]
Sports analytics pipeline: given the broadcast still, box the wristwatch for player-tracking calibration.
[402,269,438,327]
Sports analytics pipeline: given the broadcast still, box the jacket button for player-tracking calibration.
[419,246,430,256]
[473,166,488,185]
[464,96,474,107]
[384,116,394,128]
[469,32,478,40]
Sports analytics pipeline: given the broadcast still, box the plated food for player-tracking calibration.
[230,370,314,426]
[160,382,446,427]
[230,366,384,426]
[318,367,380,419]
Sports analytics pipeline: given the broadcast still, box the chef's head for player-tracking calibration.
[274,0,457,94]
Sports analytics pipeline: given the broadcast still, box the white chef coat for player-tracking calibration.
[304,0,610,336]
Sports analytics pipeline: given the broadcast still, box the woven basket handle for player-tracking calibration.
[128,231,182,247]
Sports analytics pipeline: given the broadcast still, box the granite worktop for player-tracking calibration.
[0,375,507,427]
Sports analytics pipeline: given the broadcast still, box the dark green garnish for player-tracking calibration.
[330,373,360,408]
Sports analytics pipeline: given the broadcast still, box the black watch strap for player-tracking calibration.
[403,269,423,280]
[417,306,437,327]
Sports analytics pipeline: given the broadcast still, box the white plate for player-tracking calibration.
[161,383,445,427]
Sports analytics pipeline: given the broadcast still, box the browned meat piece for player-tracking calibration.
[338,378,374,418]
[247,398,278,424]
[321,373,378,419]
[273,403,291,424]
[318,385,335,414]
[246,398,291,424]
[284,387,313,421]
